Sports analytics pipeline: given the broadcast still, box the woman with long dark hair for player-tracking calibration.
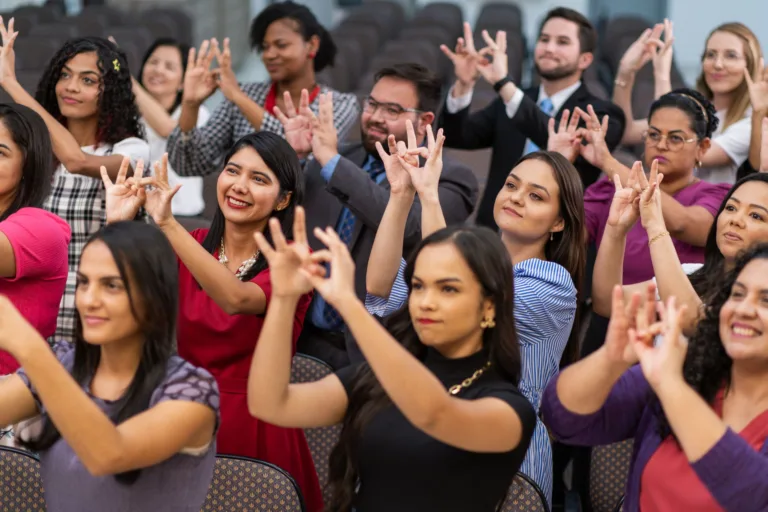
[166,1,358,179]
[248,212,537,512]
[131,37,210,217]
[0,103,70,378]
[0,221,219,511]
[542,244,768,511]
[0,19,148,343]
[364,121,585,505]
[103,132,323,511]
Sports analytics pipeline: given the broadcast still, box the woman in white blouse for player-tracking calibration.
[614,20,762,184]
[132,38,210,217]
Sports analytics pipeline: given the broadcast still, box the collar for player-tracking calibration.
[263,83,321,116]
[537,81,582,113]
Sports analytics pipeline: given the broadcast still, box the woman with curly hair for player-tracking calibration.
[0,19,149,342]
[542,242,768,511]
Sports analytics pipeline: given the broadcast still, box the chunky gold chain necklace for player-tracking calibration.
[219,238,259,280]
[448,361,492,395]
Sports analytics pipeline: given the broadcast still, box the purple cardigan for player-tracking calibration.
[541,366,768,511]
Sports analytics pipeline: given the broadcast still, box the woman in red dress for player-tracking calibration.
[100,132,323,511]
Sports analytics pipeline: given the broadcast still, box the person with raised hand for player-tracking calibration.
[130,38,213,217]
[167,1,358,180]
[0,220,220,511]
[101,133,324,512]
[437,7,625,229]
[544,243,768,511]
[735,61,768,178]
[273,62,477,369]
[0,18,149,342]
[248,211,537,512]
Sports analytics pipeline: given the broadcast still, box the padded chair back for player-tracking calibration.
[499,472,549,512]
[589,439,634,512]
[290,354,341,507]
[0,446,46,512]
[477,3,523,32]
[202,455,305,512]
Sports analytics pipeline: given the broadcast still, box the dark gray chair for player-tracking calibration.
[477,2,523,32]
[29,22,78,41]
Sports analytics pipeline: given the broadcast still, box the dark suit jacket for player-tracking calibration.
[302,143,479,306]
[437,83,626,229]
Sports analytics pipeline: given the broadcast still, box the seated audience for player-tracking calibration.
[248,213,537,512]
[438,8,625,228]
[0,221,219,511]
[103,135,323,512]
[543,245,768,511]
[166,1,359,177]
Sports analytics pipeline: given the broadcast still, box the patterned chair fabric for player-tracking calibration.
[202,455,305,512]
[499,472,549,512]
[590,439,634,512]
[0,446,46,511]
[290,354,343,507]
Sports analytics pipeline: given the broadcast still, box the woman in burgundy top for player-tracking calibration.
[103,132,322,511]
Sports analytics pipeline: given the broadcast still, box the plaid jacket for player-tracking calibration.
[167,81,360,178]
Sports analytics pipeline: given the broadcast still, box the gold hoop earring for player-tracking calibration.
[480,317,496,329]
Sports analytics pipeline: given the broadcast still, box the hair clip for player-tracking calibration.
[113,59,120,72]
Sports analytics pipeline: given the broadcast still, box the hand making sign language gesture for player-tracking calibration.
[546,109,584,163]
[373,119,421,195]
[396,122,446,203]
[182,40,218,106]
[309,92,338,166]
[440,22,484,94]
[0,17,19,87]
[273,89,315,159]
[211,37,241,103]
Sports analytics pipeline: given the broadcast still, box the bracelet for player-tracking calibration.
[614,78,628,88]
[648,231,670,246]
[493,76,511,92]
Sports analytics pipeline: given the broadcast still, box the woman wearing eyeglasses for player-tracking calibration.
[573,89,730,287]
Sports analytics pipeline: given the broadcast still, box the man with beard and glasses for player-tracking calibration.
[276,62,478,368]
[438,7,625,230]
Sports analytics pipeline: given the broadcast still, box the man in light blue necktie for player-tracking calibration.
[523,97,555,154]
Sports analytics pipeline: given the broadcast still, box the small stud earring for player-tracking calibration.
[550,232,554,241]
[480,317,496,329]
[697,160,703,168]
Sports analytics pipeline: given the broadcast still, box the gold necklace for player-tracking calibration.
[448,361,492,395]
[219,238,259,280]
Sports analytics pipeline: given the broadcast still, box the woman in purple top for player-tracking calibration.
[571,88,731,284]
[542,244,768,511]
[0,221,219,512]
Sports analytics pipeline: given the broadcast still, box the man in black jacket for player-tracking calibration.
[438,7,626,229]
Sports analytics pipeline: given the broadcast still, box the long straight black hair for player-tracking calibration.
[326,226,522,512]
[200,132,304,282]
[20,222,179,485]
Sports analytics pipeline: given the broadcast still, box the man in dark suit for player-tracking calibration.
[278,63,478,368]
[438,7,626,229]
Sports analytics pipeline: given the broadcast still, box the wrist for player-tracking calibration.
[155,214,179,231]
[314,147,338,167]
[418,190,440,205]
[13,334,50,366]
[334,292,363,317]
[453,80,475,97]
[597,345,634,377]
[270,292,302,305]
[616,66,636,81]
[182,97,202,110]
[605,224,631,239]
[390,186,416,200]
[655,374,688,400]
[645,223,669,240]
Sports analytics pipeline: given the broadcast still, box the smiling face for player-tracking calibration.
[702,31,748,97]
[54,51,102,120]
[216,145,291,227]
[0,119,24,210]
[76,240,143,346]
[716,181,768,262]
[141,44,184,100]
[260,19,317,82]
[719,258,768,363]
[493,158,564,244]
[408,242,494,358]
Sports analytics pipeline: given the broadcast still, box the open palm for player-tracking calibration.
[274,89,314,158]
[0,17,18,86]
[577,106,611,168]
[101,157,145,223]
[606,165,640,232]
[183,40,217,105]
[745,60,768,115]
[440,22,482,86]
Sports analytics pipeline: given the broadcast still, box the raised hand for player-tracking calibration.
[761,118,768,172]
[577,105,611,168]
[618,23,664,75]
[633,296,689,391]
[373,119,421,195]
[211,38,240,102]
[253,206,314,298]
[182,40,217,106]
[547,109,583,162]
[274,89,314,159]
[0,17,19,86]
[397,123,445,201]
[636,159,665,231]
[301,227,357,309]
[476,29,508,85]
[606,165,640,233]
[651,19,674,81]
[101,156,146,223]
[440,22,483,88]
[310,92,338,165]
[140,154,181,227]
[745,58,768,116]
[603,283,658,367]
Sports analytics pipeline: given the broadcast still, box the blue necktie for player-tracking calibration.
[524,97,555,155]
[316,156,386,330]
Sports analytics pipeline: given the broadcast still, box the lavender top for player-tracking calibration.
[17,342,221,512]
[541,366,768,512]
[584,177,730,284]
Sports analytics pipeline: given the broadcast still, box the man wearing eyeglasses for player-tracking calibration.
[277,62,478,369]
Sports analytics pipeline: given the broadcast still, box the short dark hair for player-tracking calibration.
[539,7,597,54]
[249,1,336,72]
[373,63,442,114]
[0,103,54,222]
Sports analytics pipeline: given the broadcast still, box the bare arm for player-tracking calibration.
[0,374,39,427]
[132,77,177,138]
[0,231,14,278]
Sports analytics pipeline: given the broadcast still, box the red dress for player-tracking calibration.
[177,229,323,512]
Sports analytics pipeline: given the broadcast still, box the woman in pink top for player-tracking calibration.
[0,103,70,375]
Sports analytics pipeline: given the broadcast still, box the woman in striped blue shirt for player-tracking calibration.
[363,121,586,506]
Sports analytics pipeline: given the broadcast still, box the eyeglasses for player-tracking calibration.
[703,50,746,68]
[642,130,698,151]
[362,96,421,121]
